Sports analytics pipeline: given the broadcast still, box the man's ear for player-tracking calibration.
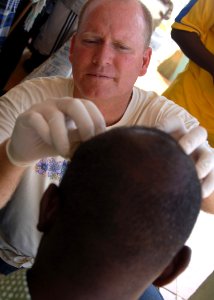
[69,33,76,64]
[139,47,152,77]
[153,246,192,287]
[37,184,60,233]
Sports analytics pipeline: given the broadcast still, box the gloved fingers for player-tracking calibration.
[24,98,105,157]
[26,110,71,157]
[57,98,104,141]
[156,116,214,199]
[156,116,187,140]
[201,169,214,199]
[25,112,69,158]
[7,111,58,166]
[27,100,74,156]
[67,128,82,157]
[29,99,85,157]
[22,111,52,145]
[48,110,71,157]
[66,100,106,144]
[66,100,106,156]
[178,126,208,155]
[82,100,106,135]
[195,144,214,179]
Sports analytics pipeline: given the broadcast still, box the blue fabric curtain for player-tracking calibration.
[0,0,20,50]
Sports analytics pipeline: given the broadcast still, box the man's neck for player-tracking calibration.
[96,95,131,126]
[73,89,133,126]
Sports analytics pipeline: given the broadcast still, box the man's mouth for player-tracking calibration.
[87,73,113,79]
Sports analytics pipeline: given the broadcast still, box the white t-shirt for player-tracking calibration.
[0,76,199,268]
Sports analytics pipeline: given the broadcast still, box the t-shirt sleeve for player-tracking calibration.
[0,95,20,143]
[172,0,214,37]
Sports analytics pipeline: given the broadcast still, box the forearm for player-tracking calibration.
[0,140,26,209]
[201,192,214,214]
[171,29,214,78]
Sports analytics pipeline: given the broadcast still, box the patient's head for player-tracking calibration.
[34,126,201,299]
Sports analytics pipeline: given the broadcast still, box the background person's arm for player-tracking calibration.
[202,193,214,214]
[171,29,214,80]
[0,140,26,209]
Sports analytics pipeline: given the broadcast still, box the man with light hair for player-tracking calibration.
[0,0,213,292]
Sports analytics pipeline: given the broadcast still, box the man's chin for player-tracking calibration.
[73,82,117,101]
[81,88,114,102]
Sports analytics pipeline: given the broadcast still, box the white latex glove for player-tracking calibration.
[6,97,106,167]
[157,117,214,198]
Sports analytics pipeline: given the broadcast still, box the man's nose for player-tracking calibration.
[92,44,113,66]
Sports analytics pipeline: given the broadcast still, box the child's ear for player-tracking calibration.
[153,245,191,287]
[37,184,60,233]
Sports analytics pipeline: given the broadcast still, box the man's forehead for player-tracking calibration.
[78,0,145,34]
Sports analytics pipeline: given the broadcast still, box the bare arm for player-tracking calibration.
[171,28,214,80]
[201,193,214,214]
[0,140,25,209]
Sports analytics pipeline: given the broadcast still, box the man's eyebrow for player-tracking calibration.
[81,32,104,38]
[113,40,131,47]
[80,32,133,50]
[82,33,130,43]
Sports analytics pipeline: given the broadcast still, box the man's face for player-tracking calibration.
[70,0,152,103]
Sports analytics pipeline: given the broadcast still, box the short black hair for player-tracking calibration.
[58,126,201,279]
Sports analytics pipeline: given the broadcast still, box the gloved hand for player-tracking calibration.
[157,117,214,199]
[6,97,106,167]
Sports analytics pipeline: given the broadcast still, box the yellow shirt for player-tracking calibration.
[163,0,214,146]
